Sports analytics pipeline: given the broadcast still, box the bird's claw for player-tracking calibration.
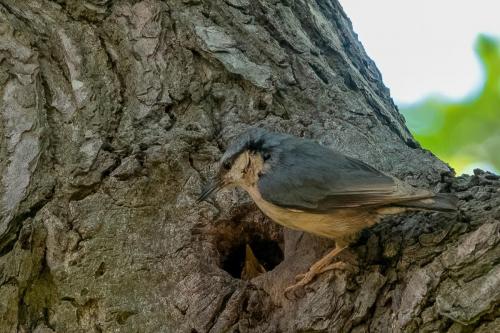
[294,273,306,281]
[284,261,353,299]
[284,271,315,299]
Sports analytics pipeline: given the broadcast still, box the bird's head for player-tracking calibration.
[197,128,274,202]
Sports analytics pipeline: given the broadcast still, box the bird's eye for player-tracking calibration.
[223,161,231,170]
[262,152,271,161]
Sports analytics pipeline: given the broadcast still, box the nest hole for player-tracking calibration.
[221,236,284,279]
[210,207,285,279]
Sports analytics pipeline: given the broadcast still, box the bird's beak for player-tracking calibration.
[196,178,224,203]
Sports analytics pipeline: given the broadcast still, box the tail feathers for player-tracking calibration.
[395,193,458,212]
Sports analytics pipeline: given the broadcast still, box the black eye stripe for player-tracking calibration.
[223,161,231,170]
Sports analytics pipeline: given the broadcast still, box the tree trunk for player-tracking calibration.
[1,1,499,332]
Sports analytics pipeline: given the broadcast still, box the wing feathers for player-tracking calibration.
[258,138,432,212]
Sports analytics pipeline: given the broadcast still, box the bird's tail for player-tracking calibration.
[394,193,458,212]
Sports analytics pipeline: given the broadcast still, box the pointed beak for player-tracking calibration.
[196,178,224,203]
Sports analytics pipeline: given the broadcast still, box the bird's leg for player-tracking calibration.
[285,243,349,297]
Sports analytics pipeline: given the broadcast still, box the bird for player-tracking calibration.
[197,128,457,295]
[241,244,266,281]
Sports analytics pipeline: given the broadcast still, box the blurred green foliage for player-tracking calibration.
[402,34,500,174]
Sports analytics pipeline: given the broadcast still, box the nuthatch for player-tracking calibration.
[198,128,457,294]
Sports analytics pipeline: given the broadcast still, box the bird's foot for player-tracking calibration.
[284,261,351,298]
[293,261,350,281]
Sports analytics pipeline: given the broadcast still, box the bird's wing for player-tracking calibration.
[258,139,431,212]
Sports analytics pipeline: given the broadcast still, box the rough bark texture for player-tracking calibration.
[0,1,499,332]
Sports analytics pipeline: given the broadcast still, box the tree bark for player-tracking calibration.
[0,1,499,332]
